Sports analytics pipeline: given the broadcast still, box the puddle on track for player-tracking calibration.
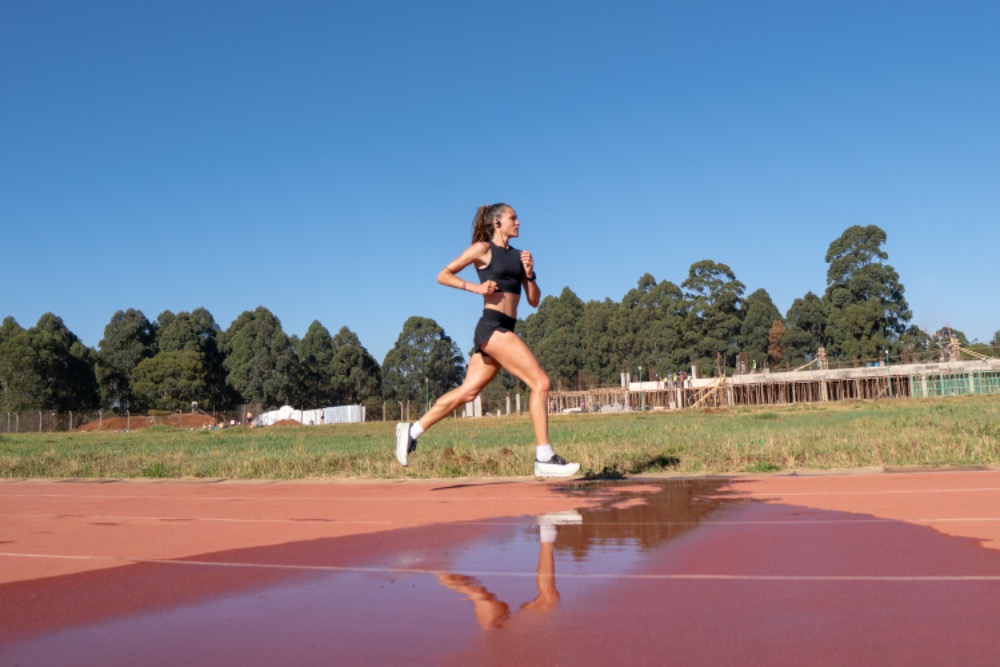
[1,479,748,666]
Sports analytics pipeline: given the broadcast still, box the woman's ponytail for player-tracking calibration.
[471,203,507,243]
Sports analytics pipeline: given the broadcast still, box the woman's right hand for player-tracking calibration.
[477,280,498,295]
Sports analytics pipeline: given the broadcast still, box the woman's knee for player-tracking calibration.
[528,371,551,394]
[435,384,480,410]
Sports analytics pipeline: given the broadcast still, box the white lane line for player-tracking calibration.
[0,493,555,501]
[2,551,999,582]
[732,487,1000,498]
[3,513,1000,527]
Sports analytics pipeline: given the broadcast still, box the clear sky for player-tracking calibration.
[3,1,998,364]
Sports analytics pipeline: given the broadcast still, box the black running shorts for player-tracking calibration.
[472,309,517,358]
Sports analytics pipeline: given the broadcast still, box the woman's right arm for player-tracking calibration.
[437,242,496,295]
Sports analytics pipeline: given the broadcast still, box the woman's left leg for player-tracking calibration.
[418,353,500,431]
[395,353,500,467]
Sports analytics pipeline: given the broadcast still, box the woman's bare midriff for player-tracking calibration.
[483,292,520,319]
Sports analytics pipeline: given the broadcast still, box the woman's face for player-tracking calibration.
[495,207,520,236]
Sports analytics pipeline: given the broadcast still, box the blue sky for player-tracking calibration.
[3,1,998,364]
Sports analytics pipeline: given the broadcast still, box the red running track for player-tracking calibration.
[2,470,999,666]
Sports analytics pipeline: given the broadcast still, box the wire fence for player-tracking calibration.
[0,405,264,434]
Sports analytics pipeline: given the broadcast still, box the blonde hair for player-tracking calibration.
[471,203,509,243]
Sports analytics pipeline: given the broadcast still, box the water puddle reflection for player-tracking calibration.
[433,479,743,631]
[2,479,747,666]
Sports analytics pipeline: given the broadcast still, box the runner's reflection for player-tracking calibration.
[437,510,582,629]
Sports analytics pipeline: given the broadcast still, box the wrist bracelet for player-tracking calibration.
[526,272,536,282]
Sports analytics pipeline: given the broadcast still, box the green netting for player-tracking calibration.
[911,372,1000,397]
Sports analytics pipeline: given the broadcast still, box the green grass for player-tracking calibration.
[2,395,999,479]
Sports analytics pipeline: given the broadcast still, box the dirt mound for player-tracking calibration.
[78,414,217,432]
[270,419,302,427]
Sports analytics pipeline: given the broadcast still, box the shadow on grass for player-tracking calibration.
[583,467,628,480]
[583,456,682,479]
[633,455,682,473]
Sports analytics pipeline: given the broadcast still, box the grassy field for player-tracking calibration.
[2,395,999,479]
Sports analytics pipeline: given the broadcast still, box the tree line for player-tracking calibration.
[2,225,997,418]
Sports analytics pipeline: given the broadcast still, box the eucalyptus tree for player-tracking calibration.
[221,307,299,408]
[295,321,337,407]
[519,287,585,390]
[330,326,382,407]
[782,292,827,367]
[155,307,232,408]
[739,288,782,371]
[382,316,464,412]
[898,325,935,363]
[132,350,207,411]
[0,317,26,410]
[619,274,687,381]
[95,309,156,411]
[823,225,911,363]
[0,324,42,412]
[579,297,627,387]
[682,260,745,375]
[0,314,97,411]
[0,316,22,348]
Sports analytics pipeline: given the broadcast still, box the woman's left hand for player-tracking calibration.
[520,250,534,277]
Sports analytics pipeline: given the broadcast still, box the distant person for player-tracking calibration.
[394,203,580,478]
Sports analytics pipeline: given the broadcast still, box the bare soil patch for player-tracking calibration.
[77,414,217,432]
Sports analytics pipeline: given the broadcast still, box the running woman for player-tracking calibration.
[394,203,580,478]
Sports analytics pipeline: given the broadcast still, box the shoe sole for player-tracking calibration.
[394,423,410,467]
[534,463,581,478]
[538,510,583,525]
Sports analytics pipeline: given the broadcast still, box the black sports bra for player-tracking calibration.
[476,241,525,295]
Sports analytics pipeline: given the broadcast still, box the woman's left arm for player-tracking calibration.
[520,250,541,308]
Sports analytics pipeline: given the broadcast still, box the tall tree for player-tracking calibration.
[0,316,22,348]
[739,288,782,371]
[0,327,45,412]
[0,317,27,410]
[767,319,787,369]
[619,274,687,381]
[132,350,207,411]
[96,309,156,410]
[381,317,464,411]
[0,314,97,411]
[156,308,232,409]
[295,321,337,407]
[329,326,382,407]
[898,325,934,364]
[783,292,827,367]
[682,260,745,375]
[579,298,627,387]
[519,287,585,390]
[221,307,299,407]
[823,225,911,363]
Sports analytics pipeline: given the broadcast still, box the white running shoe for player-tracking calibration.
[395,423,417,467]
[537,510,583,526]
[534,454,580,478]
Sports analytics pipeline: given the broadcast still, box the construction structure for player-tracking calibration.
[547,351,1000,413]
